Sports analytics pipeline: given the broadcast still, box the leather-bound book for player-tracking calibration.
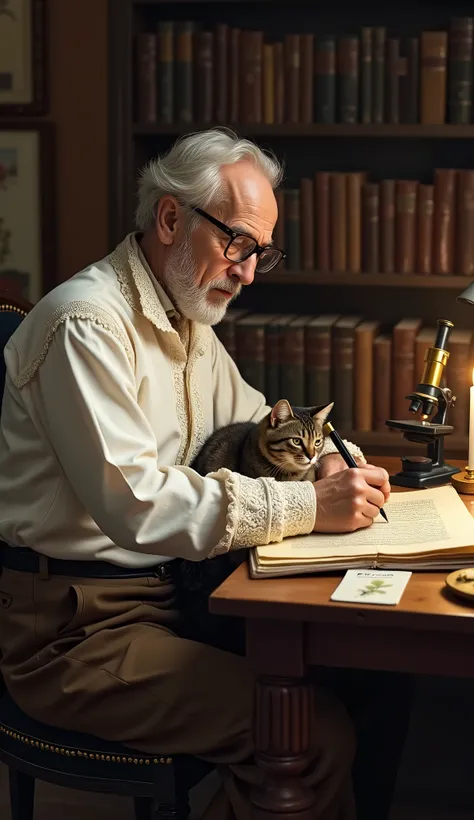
[266,315,297,405]
[433,169,456,275]
[332,316,363,431]
[372,27,386,123]
[300,34,314,124]
[273,42,285,124]
[392,318,422,419]
[373,335,392,431]
[285,34,300,123]
[263,44,275,125]
[214,23,228,123]
[416,184,434,274]
[305,314,341,406]
[285,189,301,270]
[387,38,400,123]
[330,173,347,272]
[196,31,213,123]
[395,180,418,274]
[354,320,381,431]
[449,17,474,124]
[360,27,373,124]
[448,329,473,435]
[280,316,313,406]
[380,179,396,274]
[214,308,249,361]
[157,21,174,124]
[300,178,315,270]
[415,327,436,383]
[175,22,194,123]
[338,36,359,123]
[457,170,474,275]
[362,182,379,273]
[315,35,336,123]
[315,172,330,271]
[347,172,365,274]
[136,33,157,123]
[401,37,419,123]
[241,31,263,123]
[274,189,286,269]
[229,28,240,121]
[236,314,275,394]
[421,30,448,124]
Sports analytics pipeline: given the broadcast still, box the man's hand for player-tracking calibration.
[312,466,390,533]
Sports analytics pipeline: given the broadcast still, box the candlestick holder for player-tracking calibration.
[452,467,474,495]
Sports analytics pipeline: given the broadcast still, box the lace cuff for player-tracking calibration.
[320,437,366,464]
[208,469,316,558]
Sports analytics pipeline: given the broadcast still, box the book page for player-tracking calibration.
[257,485,474,564]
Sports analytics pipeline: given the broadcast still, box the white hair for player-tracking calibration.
[135,127,284,231]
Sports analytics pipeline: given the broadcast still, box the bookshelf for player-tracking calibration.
[108,0,474,458]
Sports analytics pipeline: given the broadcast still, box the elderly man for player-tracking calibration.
[0,129,391,819]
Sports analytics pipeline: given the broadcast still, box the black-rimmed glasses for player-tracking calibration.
[192,207,286,273]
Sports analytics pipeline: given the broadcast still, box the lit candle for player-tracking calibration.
[468,369,474,471]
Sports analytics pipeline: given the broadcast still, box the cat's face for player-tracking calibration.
[258,399,334,479]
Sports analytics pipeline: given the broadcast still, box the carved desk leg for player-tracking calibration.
[247,619,315,820]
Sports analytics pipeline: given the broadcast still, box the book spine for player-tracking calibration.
[433,168,456,274]
[196,31,213,123]
[392,322,421,418]
[315,36,336,123]
[449,17,474,125]
[373,336,392,431]
[285,34,300,123]
[360,27,373,124]
[175,22,194,123]
[380,179,395,274]
[229,28,240,121]
[372,27,386,123]
[214,23,228,123]
[300,34,314,124]
[274,42,285,124]
[330,173,347,272]
[421,30,448,125]
[355,327,376,431]
[333,327,357,431]
[305,326,333,406]
[241,31,263,124]
[263,44,275,125]
[395,181,418,274]
[265,323,280,406]
[387,37,400,123]
[448,336,473,434]
[406,37,419,123]
[285,189,300,269]
[347,172,364,274]
[315,172,330,271]
[457,170,474,275]
[237,325,266,393]
[157,21,174,124]
[300,178,315,270]
[363,182,380,273]
[136,33,157,123]
[338,36,359,123]
[416,184,434,274]
[280,325,305,406]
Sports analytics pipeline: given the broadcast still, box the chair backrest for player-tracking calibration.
[0,292,33,397]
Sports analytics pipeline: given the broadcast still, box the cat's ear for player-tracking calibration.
[312,402,334,423]
[270,399,294,427]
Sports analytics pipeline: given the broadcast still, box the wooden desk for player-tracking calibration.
[210,456,474,820]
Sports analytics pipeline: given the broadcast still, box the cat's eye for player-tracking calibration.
[291,438,302,447]
[315,439,322,447]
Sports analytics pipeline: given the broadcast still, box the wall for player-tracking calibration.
[47,0,108,280]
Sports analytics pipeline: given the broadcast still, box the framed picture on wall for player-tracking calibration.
[0,123,56,303]
[0,0,47,115]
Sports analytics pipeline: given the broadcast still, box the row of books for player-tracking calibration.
[135,17,473,126]
[215,310,473,435]
[275,169,474,276]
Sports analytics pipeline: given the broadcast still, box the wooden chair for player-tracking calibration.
[0,291,213,819]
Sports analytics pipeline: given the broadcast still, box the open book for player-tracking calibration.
[249,485,474,579]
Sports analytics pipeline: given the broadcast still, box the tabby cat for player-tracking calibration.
[176,399,333,651]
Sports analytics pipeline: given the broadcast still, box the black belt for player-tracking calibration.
[0,544,173,581]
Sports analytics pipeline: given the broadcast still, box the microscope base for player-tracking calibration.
[391,462,460,489]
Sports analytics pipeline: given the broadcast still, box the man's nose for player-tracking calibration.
[228,255,257,286]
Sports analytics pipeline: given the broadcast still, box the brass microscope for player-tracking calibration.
[386,318,460,488]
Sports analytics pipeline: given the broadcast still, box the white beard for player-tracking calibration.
[162,233,241,325]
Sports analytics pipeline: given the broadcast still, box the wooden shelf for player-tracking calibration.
[347,430,468,457]
[260,271,474,289]
[134,122,474,138]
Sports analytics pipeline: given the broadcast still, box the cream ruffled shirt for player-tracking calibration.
[0,234,364,567]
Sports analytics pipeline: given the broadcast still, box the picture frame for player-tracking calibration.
[0,122,56,303]
[0,0,47,115]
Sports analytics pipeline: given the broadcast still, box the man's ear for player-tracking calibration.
[155,196,180,245]
[270,399,294,427]
[312,402,334,423]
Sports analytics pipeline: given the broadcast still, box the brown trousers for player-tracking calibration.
[0,566,356,819]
